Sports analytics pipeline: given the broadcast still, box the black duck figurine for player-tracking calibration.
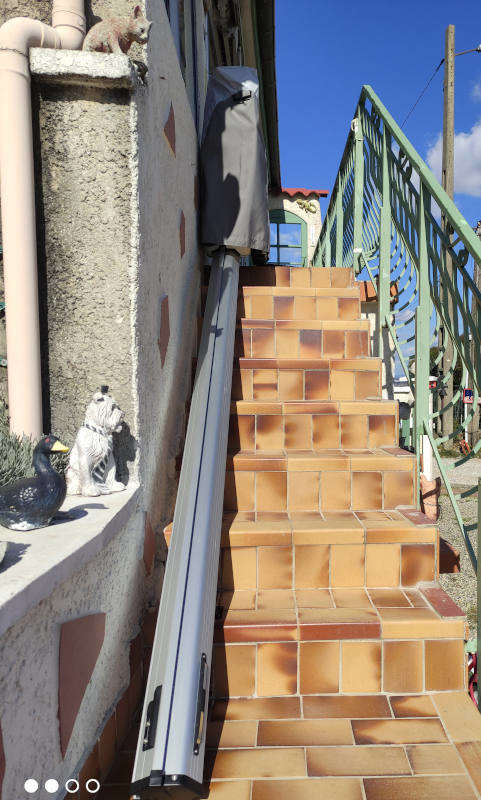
[0,435,69,531]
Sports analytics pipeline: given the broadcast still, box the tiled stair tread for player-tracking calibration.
[239,318,369,329]
[216,589,465,642]
[165,509,437,546]
[238,265,354,288]
[228,448,415,470]
[241,286,361,297]
[238,357,380,370]
[232,399,398,414]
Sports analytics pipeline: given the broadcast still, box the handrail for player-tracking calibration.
[313,85,481,705]
[131,247,240,797]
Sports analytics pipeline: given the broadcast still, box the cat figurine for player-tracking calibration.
[83,5,152,54]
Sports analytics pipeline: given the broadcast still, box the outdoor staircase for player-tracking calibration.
[98,265,481,800]
[204,265,481,800]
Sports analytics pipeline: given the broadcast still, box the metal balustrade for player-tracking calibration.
[313,84,481,692]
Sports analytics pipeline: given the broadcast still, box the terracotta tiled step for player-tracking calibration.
[236,319,370,358]
[232,357,382,401]
[238,286,361,321]
[229,400,398,451]
[237,265,354,289]
[211,587,465,697]
[203,693,481,798]
[224,449,417,513]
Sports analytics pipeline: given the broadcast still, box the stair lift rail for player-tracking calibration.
[131,247,240,798]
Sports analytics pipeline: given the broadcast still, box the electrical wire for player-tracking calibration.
[401,59,444,129]
[401,44,481,130]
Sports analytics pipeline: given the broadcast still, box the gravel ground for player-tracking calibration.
[438,491,478,639]
[433,456,481,486]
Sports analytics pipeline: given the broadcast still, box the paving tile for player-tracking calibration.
[425,639,465,691]
[352,718,447,744]
[212,696,301,721]
[307,745,410,776]
[303,695,392,719]
[299,641,340,694]
[378,608,464,638]
[332,588,373,609]
[406,744,464,775]
[363,775,477,800]
[383,641,423,693]
[221,547,257,590]
[390,695,437,718]
[331,545,365,586]
[456,742,481,792]
[252,778,363,800]
[257,642,298,696]
[288,470,320,510]
[298,607,380,640]
[206,721,258,749]
[341,641,381,693]
[219,609,298,643]
[258,546,292,589]
[401,544,435,584]
[210,747,306,779]
[295,589,333,607]
[213,645,256,698]
[321,470,351,510]
[219,591,256,611]
[257,589,295,610]
[368,589,410,607]
[365,544,400,587]
[352,472,382,510]
[205,781,251,800]
[433,692,481,741]
[421,586,464,617]
[257,718,353,747]
[294,544,330,588]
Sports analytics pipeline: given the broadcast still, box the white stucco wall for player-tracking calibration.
[269,194,323,266]
[0,507,145,800]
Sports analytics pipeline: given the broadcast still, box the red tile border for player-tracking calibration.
[421,586,464,617]
[163,102,176,155]
[58,613,106,757]
[158,295,170,368]
[179,210,186,259]
[0,722,5,800]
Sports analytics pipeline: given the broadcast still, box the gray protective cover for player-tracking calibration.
[200,67,270,252]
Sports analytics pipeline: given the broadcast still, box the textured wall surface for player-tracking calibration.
[0,508,145,799]
[32,82,135,477]
[132,0,205,532]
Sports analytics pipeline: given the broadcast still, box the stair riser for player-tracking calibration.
[224,467,416,513]
[229,410,398,451]
[238,295,360,321]
[219,542,438,591]
[232,365,382,401]
[235,326,370,358]
[238,266,354,289]
[212,639,466,699]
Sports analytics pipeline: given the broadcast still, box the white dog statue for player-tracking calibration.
[66,386,126,497]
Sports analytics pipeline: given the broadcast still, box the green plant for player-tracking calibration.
[0,403,69,486]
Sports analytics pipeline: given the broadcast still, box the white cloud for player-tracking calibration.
[426,119,481,197]
[472,81,481,101]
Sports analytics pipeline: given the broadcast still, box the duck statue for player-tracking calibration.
[0,435,69,531]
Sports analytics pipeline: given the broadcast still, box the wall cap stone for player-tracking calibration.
[29,48,138,89]
[0,484,140,638]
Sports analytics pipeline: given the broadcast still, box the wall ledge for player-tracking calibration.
[29,48,139,89]
[0,484,140,638]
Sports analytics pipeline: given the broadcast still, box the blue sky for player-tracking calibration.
[275,0,481,228]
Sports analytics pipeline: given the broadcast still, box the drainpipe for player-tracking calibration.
[0,0,86,439]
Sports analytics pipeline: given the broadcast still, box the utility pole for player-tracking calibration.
[440,24,455,437]
[469,221,481,446]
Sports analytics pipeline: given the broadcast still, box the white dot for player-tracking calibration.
[65,779,79,794]
[24,779,39,793]
[86,778,100,793]
[44,779,59,793]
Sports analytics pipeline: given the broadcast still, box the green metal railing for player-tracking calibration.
[314,84,481,671]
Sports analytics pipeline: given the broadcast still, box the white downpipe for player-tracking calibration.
[0,1,85,439]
